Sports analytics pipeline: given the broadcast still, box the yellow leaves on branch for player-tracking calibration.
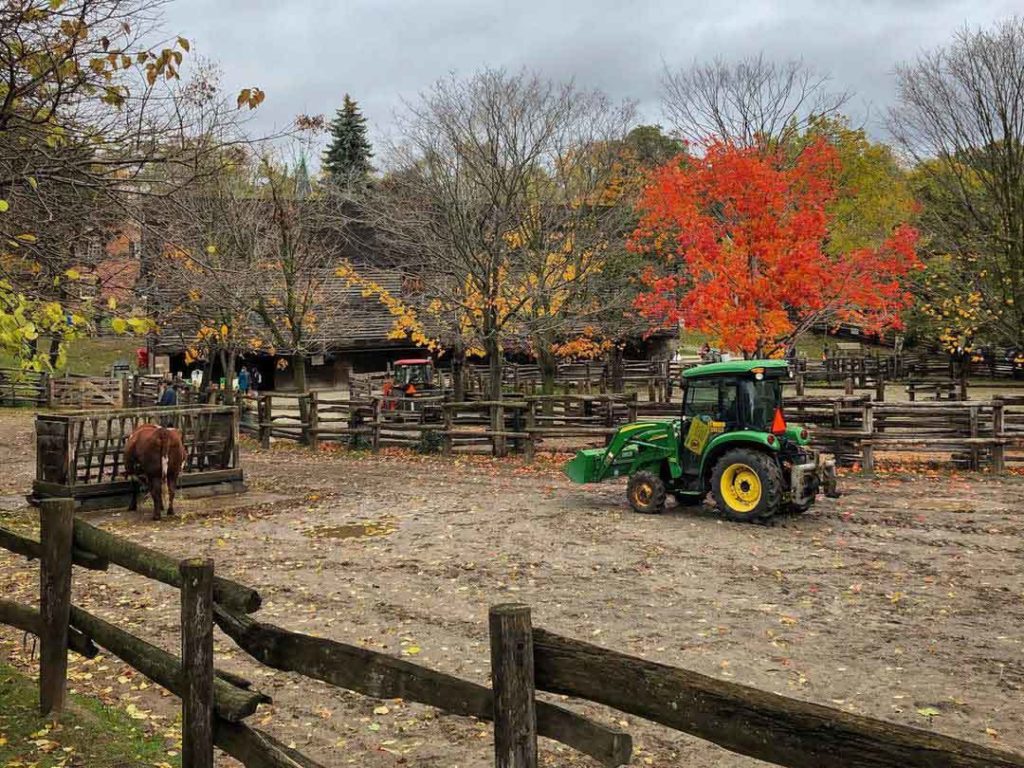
[335,263,441,352]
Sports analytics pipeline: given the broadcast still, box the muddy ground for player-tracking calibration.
[1,409,1022,767]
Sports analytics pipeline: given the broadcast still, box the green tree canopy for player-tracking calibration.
[323,94,373,182]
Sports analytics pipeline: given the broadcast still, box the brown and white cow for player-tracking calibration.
[124,424,187,520]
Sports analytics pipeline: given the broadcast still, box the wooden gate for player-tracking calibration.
[33,405,244,508]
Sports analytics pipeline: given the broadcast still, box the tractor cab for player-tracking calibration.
[681,362,787,435]
[564,359,839,522]
[391,359,436,396]
[677,361,790,477]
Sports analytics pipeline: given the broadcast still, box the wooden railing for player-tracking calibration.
[2,501,1022,767]
[49,373,129,409]
[241,389,1024,470]
[243,392,642,458]
[0,367,48,407]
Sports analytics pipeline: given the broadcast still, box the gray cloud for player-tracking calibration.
[165,0,1019,157]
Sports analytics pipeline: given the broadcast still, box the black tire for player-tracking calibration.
[710,449,783,522]
[673,492,704,507]
[627,470,666,514]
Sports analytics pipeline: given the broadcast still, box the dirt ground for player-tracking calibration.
[1,408,1023,767]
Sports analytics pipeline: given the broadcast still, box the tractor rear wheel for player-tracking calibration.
[711,449,782,522]
[627,471,666,514]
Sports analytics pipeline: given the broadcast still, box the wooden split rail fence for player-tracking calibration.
[2,501,1022,767]
[243,392,640,457]
[0,367,49,407]
[241,390,1024,471]
[783,396,1024,472]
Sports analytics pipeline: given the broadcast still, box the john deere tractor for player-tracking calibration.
[563,359,839,521]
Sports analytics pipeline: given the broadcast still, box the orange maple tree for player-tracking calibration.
[630,138,920,356]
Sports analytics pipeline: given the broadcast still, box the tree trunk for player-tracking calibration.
[535,336,557,416]
[292,353,308,393]
[221,350,236,406]
[484,333,505,456]
[536,339,557,398]
[201,355,215,393]
[48,337,61,369]
[292,354,310,444]
[485,335,503,402]
[610,345,625,394]
[451,342,466,402]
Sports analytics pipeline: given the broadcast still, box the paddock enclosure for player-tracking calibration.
[32,405,244,509]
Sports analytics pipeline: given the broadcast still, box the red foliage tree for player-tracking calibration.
[630,138,920,356]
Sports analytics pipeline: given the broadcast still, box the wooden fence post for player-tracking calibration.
[523,404,536,463]
[861,402,875,477]
[492,403,507,458]
[372,399,382,453]
[308,392,320,452]
[489,604,537,768]
[442,405,454,456]
[39,498,74,717]
[259,395,272,449]
[180,558,215,768]
[875,375,886,403]
[992,401,1006,474]
[844,376,854,396]
[795,371,805,396]
[968,405,980,471]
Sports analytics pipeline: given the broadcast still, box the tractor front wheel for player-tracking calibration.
[711,449,782,522]
[627,471,666,514]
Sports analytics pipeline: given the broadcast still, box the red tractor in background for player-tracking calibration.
[386,359,438,397]
[381,359,444,420]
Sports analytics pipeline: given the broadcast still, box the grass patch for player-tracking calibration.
[0,660,177,768]
[0,336,137,377]
[61,337,138,377]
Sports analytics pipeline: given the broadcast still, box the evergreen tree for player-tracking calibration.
[322,94,373,182]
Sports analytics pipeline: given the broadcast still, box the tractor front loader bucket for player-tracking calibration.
[563,447,607,484]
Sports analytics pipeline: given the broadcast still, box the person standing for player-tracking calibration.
[158,380,178,407]
[238,366,251,396]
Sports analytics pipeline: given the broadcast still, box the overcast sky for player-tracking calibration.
[164,0,1019,162]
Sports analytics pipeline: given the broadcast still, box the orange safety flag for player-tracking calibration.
[771,407,787,434]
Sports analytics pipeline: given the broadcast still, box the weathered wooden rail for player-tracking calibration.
[0,367,49,407]
[3,502,1022,767]
[32,405,244,508]
[242,388,1024,471]
[49,373,130,409]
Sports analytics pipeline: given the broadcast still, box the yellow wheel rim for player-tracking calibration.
[633,482,654,507]
[720,463,762,514]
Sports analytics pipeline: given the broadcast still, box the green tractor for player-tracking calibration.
[564,359,839,521]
